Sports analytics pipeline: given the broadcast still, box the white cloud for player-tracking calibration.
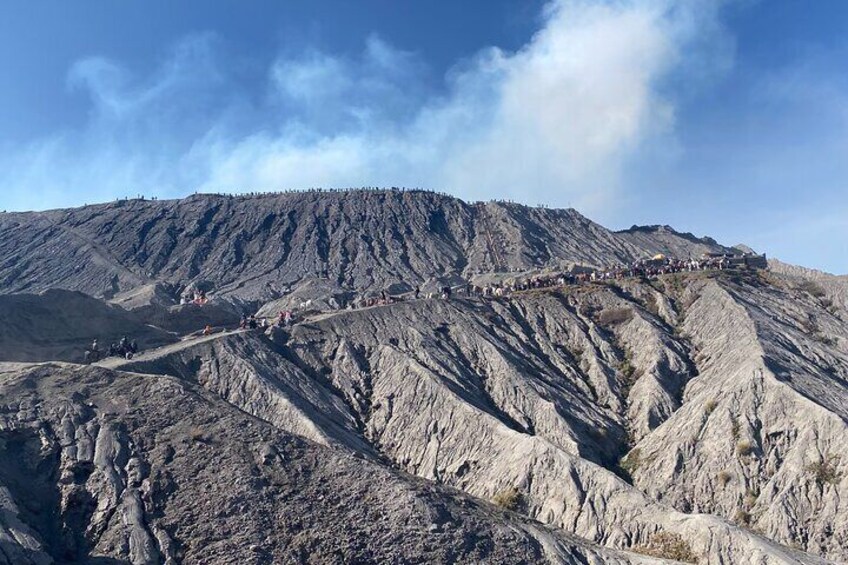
[195,0,730,214]
[0,0,730,215]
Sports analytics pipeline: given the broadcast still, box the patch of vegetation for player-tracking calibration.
[807,454,842,486]
[800,315,837,345]
[620,448,642,476]
[730,415,740,441]
[492,487,523,511]
[619,359,636,381]
[188,426,209,444]
[567,343,585,362]
[717,470,732,487]
[757,270,782,288]
[597,307,634,326]
[632,532,697,563]
[797,280,826,298]
[615,348,642,385]
[704,399,718,416]
[736,440,754,457]
[643,293,660,316]
[743,488,758,508]
[815,334,838,347]
[734,509,752,526]
[666,275,685,295]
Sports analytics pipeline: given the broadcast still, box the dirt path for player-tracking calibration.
[95,329,248,370]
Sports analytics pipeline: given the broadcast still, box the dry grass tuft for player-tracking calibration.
[736,440,754,457]
[492,487,523,511]
[632,531,697,563]
[807,455,841,486]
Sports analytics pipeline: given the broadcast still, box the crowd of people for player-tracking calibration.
[346,253,759,309]
[236,309,294,331]
[85,253,759,361]
[110,186,536,208]
[468,254,739,298]
[181,289,208,305]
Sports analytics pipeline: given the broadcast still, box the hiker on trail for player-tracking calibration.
[441,286,451,300]
[284,310,292,327]
[91,339,99,354]
[414,286,420,299]
[203,325,213,336]
[248,314,258,329]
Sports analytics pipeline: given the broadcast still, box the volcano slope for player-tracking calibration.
[106,269,846,564]
[0,363,660,565]
[0,289,177,363]
[0,192,844,564]
[0,190,735,301]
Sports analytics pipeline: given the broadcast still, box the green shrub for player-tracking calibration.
[730,416,740,440]
[717,470,732,487]
[619,360,636,380]
[743,488,758,508]
[734,509,752,526]
[704,399,718,415]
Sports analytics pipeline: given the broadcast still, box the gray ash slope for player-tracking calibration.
[0,289,177,363]
[0,190,734,301]
[0,363,648,565]
[1,190,846,565]
[110,271,847,564]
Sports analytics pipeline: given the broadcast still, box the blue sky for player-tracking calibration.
[0,0,845,273]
